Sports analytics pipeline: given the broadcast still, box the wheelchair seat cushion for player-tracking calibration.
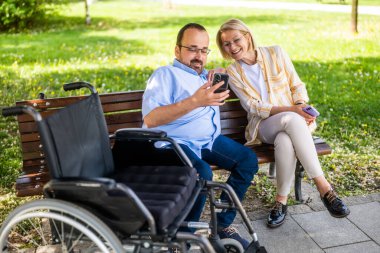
[114,165,197,232]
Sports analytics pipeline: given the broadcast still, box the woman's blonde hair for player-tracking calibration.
[216,18,257,60]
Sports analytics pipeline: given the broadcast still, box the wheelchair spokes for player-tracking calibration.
[0,199,124,253]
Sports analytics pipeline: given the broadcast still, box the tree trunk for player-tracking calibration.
[163,0,173,9]
[85,0,91,25]
[351,0,358,33]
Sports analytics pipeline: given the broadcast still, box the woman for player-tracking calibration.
[216,18,349,228]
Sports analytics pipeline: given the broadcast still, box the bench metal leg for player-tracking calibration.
[294,161,304,203]
[266,161,304,203]
[268,162,276,179]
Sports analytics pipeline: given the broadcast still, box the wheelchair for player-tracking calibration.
[0,82,266,253]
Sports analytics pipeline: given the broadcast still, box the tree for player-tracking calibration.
[85,0,91,25]
[351,0,358,33]
[163,0,173,9]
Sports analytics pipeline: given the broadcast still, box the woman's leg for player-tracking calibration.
[259,112,326,194]
[272,132,297,203]
[259,112,349,219]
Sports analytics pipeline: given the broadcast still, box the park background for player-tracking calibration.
[0,0,379,223]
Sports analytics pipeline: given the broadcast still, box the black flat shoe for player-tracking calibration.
[267,201,287,228]
[321,190,350,218]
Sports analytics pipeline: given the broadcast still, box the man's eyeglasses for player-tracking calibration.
[179,45,211,55]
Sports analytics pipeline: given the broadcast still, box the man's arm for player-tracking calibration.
[144,81,229,128]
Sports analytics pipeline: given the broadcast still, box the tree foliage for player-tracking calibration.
[0,0,48,31]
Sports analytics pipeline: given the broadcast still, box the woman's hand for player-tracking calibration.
[207,67,226,83]
[292,104,316,125]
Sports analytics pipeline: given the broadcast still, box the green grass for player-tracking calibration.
[244,0,380,6]
[0,0,379,220]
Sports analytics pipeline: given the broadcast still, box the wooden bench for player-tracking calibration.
[13,90,332,202]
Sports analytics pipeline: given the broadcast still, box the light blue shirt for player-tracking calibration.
[142,59,221,158]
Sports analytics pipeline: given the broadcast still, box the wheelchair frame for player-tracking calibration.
[1,82,266,253]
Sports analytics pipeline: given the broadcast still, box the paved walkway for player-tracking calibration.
[170,0,380,16]
[239,194,380,252]
[190,175,380,252]
[231,183,380,253]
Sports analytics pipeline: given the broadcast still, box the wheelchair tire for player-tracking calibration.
[220,238,244,253]
[0,199,125,253]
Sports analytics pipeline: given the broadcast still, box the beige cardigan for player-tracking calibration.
[227,45,310,145]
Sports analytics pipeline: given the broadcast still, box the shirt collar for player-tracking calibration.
[173,59,208,79]
[255,49,263,64]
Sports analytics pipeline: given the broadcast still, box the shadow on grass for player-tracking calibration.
[37,10,306,31]
[1,65,154,105]
[0,6,328,66]
[0,32,149,65]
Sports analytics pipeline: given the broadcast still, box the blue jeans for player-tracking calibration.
[180,135,258,230]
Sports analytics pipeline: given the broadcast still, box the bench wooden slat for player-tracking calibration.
[21,133,41,143]
[22,166,48,175]
[21,141,42,153]
[221,118,248,129]
[220,100,242,112]
[220,110,247,119]
[315,142,332,155]
[105,112,142,124]
[15,91,144,109]
[107,122,143,133]
[23,152,45,161]
[99,90,144,103]
[102,101,142,113]
[22,159,47,166]
[16,97,87,110]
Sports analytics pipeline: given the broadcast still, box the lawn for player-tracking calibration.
[0,0,379,220]
[243,0,380,5]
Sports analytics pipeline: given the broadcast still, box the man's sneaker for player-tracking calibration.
[267,201,287,228]
[321,190,350,218]
[168,245,189,253]
[218,226,250,249]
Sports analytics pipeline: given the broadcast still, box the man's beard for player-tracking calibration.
[189,59,204,74]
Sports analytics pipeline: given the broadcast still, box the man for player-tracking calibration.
[142,23,258,249]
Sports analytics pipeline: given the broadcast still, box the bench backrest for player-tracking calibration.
[13,90,331,197]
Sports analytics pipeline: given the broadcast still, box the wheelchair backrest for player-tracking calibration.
[111,127,193,170]
[39,93,114,179]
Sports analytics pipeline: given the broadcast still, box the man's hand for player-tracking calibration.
[144,81,229,128]
[191,81,230,107]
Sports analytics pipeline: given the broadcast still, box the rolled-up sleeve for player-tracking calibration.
[142,68,173,118]
[227,66,272,119]
[278,46,309,103]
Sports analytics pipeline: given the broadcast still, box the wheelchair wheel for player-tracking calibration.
[220,238,244,253]
[0,199,124,253]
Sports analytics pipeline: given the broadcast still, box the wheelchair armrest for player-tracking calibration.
[114,128,167,139]
[44,177,117,191]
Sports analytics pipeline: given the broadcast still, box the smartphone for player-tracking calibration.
[212,73,229,93]
[302,105,320,117]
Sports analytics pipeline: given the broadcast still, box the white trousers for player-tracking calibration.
[258,112,324,196]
